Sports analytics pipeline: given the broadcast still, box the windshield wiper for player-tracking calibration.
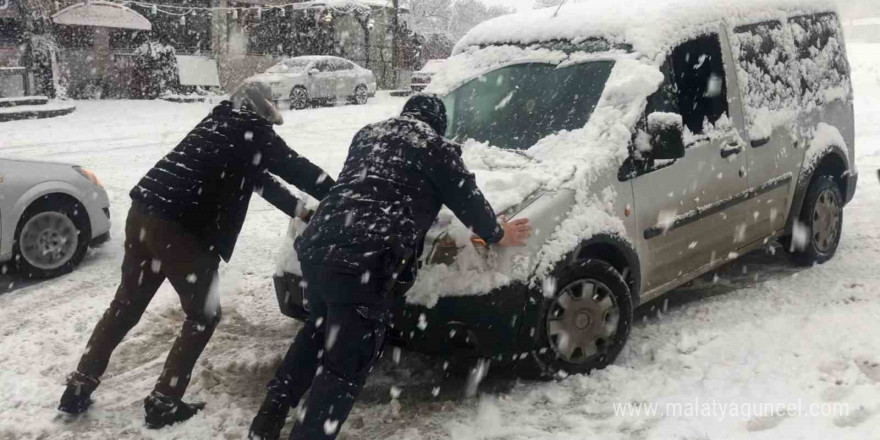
[511,149,537,161]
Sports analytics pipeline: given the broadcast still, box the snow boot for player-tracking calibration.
[58,372,100,415]
[248,393,290,440]
[143,391,205,429]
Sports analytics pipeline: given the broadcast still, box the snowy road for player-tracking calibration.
[1,44,879,440]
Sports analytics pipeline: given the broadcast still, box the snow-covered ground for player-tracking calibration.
[0,43,879,439]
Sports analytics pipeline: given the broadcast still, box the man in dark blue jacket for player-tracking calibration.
[249,94,531,440]
[59,82,335,429]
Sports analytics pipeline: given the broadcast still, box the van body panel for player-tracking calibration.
[274,7,857,366]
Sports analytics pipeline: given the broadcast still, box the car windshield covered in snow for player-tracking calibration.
[267,59,312,74]
[443,61,615,150]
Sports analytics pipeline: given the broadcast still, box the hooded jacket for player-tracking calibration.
[295,99,504,295]
[130,101,335,262]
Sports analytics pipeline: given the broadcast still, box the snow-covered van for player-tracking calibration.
[275,0,857,378]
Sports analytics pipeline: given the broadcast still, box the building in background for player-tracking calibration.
[1,0,412,98]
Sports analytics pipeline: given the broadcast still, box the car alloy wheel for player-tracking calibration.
[290,88,308,110]
[19,211,79,271]
[354,85,368,105]
[546,279,620,363]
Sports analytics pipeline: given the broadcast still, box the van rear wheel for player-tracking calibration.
[517,259,633,380]
[790,175,843,266]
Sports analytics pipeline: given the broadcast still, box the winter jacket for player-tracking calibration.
[295,116,504,290]
[130,101,335,262]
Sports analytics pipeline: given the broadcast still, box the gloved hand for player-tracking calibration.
[298,209,315,223]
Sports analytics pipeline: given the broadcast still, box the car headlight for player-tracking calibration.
[74,166,103,188]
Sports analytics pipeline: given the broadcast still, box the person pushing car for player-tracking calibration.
[58,82,336,429]
[248,94,532,440]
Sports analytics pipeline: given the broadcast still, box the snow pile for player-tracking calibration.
[803,123,849,174]
[454,0,836,60]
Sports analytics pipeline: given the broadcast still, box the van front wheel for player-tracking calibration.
[790,175,843,266]
[518,259,633,380]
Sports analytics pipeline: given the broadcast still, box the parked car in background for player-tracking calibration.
[0,159,111,279]
[411,59,446,92]
[247,55,377,110]
[275,0,856,379]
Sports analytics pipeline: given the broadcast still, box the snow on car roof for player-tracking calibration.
[455,0,837,59]
[283,55,352,63]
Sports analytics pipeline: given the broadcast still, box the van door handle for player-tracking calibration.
[751,137,770,148]
[721,143,743,158]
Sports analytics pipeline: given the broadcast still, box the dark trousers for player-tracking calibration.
[266,264,388,440]
[75,203,221,399]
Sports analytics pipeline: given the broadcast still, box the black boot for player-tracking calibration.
[58,372,100,415]
[248,393,290,440]
[143,391,205,429]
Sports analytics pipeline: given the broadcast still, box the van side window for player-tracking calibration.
[731,21,795,132]
[789,13,849,99]
[669,34,729,134]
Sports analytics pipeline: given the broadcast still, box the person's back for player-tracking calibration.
[296,111,503,286]
[133,99,331,262]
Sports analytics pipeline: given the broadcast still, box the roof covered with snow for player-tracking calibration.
[51,1,151,31]
[454,0,837,59]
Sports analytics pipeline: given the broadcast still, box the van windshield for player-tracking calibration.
[443,61,615,151]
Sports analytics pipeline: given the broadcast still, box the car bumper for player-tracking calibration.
[273,272,530,359]
[845,171,858,205]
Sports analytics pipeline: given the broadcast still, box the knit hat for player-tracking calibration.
[401,93,448,136]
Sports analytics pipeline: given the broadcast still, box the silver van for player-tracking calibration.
[275,1,857,378]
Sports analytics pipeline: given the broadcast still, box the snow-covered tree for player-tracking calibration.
[406,0,513,42]
[405,0,512,65]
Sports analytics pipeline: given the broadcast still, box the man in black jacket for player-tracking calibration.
[248,94,531,440]
[58,82,336,429]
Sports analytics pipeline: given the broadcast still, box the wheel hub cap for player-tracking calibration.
[20,212,79,270]
[575,312,592,329]
[546,279,619,364]
[812,188,841,253]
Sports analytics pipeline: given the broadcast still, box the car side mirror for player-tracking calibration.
[309,69,320,75]
[647,112,685,160]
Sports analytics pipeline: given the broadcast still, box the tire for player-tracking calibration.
[517,259,633,380]
[353,85,369,105]
[790,175,843,266]
[13,196,91,279]
[289,87,309,110]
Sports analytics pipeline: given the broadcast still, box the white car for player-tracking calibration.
[411,59,446,92]
[248,56,378,110]
[0,159,111,279]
